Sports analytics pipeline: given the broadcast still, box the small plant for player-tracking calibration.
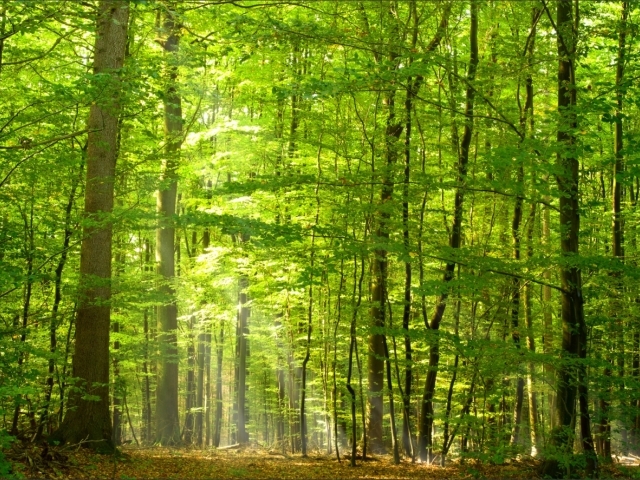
[0,430,23,480]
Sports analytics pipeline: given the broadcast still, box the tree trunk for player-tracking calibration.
[236,256,250,444]
[347,255,365,466]
[418,0,477,463]
[275,313,287,453]
[213,319,224,447]
[52,0,129,450]
[11,201,34,436]
[542,2,597,476]
[185,315,196,445]
[196,326,206,447]
[610,0,628,458]
[202,226,212,447]
[155,7,182,446]
[301,163,322,456]
[35,161,82,440]
[142,239,153,444]
[521,9,540,456]
[112,319,122,446]
[367,2,403,455]
[525,204,541,456]
[509,160,525,447]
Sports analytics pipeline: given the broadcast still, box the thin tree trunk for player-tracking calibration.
[213,320,224,447]
[400,0,420,458]
[347,255,365,466]
[333,263,345,462]
[382,333,400,464]
[300,136,323,456]
[441,294,461,465]
[185,315,196,445]
[11,201,34,436]
[525,204,541,456]
[300,265,314,457]
[509,159,525,447]
[418,0,477,463]
[609,0,628,459]
[196,323,205,447]
[521,9,541,456]
[112,319,122,446]
[235,252,250,444]
[142,239,152,444]
[35,160,83,440]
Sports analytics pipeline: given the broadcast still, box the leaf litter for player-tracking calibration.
[8,444,638,479]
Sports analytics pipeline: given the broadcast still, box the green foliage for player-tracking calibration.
[2,1,640,475]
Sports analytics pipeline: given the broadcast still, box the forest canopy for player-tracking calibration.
[1,0,640,479]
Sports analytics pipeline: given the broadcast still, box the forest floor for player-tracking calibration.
[6,443,640,479]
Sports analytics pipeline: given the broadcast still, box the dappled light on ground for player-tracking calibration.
[8,445,640,479]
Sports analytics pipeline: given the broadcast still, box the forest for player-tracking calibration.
[1,0,640,478]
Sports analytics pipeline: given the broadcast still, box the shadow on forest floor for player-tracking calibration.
[7,444,640,479]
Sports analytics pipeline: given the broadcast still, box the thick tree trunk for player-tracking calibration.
[52,0,129,450]
[368,249,388,455]
[542,2,597,476]
[155,8,182,446]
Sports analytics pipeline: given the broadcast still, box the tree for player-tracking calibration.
[155,4,183,446]
[53,0,129,449]
[542,1,597,475]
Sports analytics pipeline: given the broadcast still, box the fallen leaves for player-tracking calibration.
[8,444,639,479]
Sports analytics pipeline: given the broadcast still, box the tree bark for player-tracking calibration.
[196,323,205,447]
[202,225,212,447]
[235,249,250,444]
[367,2,402,455]
[542,1,597,476]
[509,162,525,447]
[11,199,34,436]
[610,0,628,458]
[155,6,182,446]
[52,0,129,450]
[142,239,152,444]
[347,255,365,466]
[185,315,196,445]
[35,159,82,441]
[418,0,477,463]
[525,204,541,456]
[213,318,224,447]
